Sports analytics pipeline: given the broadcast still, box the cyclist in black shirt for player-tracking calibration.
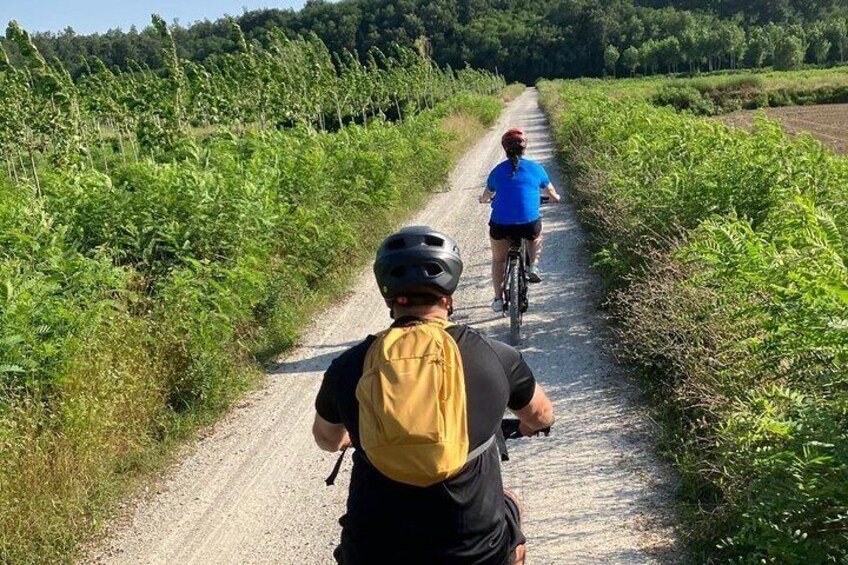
[313,226,555,565]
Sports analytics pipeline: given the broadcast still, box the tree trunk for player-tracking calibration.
[7,155,19,185]
[335,99,344,129]
[394,94,403,121]
[18,150,27,182]
[28,146,41,199]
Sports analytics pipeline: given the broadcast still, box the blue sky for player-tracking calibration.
[1,1,307,35]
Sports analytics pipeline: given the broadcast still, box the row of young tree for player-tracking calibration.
[604,19,848,77]
[6,0,848,84]
[0,18,503,192]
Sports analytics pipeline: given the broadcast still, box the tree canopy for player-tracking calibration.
[4,0,848,82]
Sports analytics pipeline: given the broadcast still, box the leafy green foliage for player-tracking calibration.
[541,78,848,562]
[0,23,505,563]
[642,69,848,116]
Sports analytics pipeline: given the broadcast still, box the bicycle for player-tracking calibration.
[501,237,530,345]
[483,194,551,346]
[325,418,550,485]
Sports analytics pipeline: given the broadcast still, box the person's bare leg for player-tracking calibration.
[504,489,526,565]
[512,544,526,565]
[526,232,543,265]
[491,237,511,298]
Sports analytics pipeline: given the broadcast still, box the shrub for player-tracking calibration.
[540,79,848,562]
[0,98,503,563]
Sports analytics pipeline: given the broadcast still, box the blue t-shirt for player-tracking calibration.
[486,158,551,225]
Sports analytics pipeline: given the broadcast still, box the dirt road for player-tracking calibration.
[87,89,680,564]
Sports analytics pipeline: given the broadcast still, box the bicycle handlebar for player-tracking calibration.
[500,418,551,440]
[325,418,551,485]
[481,195,552,205]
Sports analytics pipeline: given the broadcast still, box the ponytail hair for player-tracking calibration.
[501,128,527,178]
[506,145,523,178]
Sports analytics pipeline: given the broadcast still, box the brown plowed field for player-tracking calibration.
[721,104,848,154]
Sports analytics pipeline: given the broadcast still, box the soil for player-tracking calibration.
[720,104,848,154]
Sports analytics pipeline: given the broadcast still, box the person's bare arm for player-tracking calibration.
[479,187,496,203]
[511,383,555,437]
[543,183,561,203]
[312,413,351,452]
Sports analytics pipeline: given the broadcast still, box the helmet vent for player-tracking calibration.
[387,238,406,250]
[423,235,444,247]
[424,264,444,277]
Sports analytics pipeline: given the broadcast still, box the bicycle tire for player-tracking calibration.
[508,256,521,345]
[520,245,530,313]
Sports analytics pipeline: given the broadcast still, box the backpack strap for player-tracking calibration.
[466,434,496,462]
[497,426,510,462]
[325,446,349,487]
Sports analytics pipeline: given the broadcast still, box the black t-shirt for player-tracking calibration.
[315,317,536,565]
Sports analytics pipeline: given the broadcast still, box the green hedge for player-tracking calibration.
[652,73,848,115]
[0,93,501,563]
[540,80,848,563]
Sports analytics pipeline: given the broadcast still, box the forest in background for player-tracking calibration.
[3,0,848,84]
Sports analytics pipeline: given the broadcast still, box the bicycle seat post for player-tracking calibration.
[508,237,522,256]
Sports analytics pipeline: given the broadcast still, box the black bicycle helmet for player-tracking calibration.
[374,226,463,300]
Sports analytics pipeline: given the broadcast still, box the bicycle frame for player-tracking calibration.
[502,237,529,345]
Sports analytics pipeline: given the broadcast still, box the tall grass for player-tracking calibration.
[501,83,527,102]
[0,93,503,563]
[540,80,848,563]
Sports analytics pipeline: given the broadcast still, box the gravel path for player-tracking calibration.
[86,88,680,565]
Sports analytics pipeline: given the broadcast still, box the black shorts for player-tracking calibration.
[489,219,542,242]
[334,493,526,565]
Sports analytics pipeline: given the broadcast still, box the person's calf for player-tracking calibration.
[528,235,543,264]
[504,489,525,565]
[491,260,507,297]
[512,543,526,565]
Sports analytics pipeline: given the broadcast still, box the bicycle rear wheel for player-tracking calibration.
[508,257,521,345]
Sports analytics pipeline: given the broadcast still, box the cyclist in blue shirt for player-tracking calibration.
[479,127,561,313]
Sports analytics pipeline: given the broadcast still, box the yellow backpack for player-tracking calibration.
[356,319,492,487]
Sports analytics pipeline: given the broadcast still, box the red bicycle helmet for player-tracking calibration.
[501,127,528,152]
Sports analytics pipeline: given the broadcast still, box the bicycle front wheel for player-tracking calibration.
[508,258,521,345]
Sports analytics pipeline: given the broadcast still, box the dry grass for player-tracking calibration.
[502,83,526,103]
[441,113,488,156]
[0,321,173,563]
